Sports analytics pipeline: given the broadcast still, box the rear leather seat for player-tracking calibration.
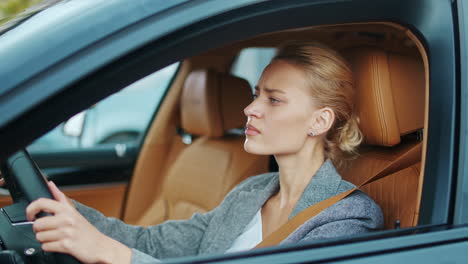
[340,47,425,229]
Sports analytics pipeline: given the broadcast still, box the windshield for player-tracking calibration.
[0,0,60,35]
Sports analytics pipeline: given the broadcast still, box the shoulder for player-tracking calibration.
[335,188,383,221]
[314,189,384,236]
[337,178,356,192]
[329,177,383,222]
[334,178,382,221]
[284,186,384,243]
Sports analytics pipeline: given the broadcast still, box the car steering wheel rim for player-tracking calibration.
[3,150,81,264]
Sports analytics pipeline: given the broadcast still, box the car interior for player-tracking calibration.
[116,22,427,231]
[0,22,428,238]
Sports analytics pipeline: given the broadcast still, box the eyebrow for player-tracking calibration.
[254,86,285,94]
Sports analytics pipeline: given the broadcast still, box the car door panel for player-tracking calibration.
[62,184,127,218]
[0,183,127,218]
[171,226,468,263]
[30,143,138,172]
[0,189,12,208]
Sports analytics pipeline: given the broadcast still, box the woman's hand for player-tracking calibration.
[26,181,132,264]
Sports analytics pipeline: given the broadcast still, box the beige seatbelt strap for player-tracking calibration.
[255,142,422,248]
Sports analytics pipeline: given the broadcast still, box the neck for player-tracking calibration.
[274,140,325,209]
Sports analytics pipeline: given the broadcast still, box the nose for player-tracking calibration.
[244,100,262,118]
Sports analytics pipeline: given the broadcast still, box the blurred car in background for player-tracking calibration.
[27,63,179,151]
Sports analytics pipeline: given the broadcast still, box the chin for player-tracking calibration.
[244,140,263,155]
[244,139,273,155]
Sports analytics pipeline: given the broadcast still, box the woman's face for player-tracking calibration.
[244,60,319,156]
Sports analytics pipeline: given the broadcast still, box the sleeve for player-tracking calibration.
[72,173,268,262]
[74,201,215,261]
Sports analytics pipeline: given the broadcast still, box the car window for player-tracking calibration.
[27,62,179,151]
[231,47,276,90]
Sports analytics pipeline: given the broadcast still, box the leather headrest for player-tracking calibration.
[181,70,252,138]
[344,47,425,146]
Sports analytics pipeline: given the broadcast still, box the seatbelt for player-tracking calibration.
[255,141,422,248]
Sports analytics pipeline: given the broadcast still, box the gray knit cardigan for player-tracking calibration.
[75,160,383,263]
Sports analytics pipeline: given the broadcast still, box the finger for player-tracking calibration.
[48,181,75,208]
[33,215,73,232]
[26,198,63,221]
[35,229,66,243]
[41,240,74,255]
[48,181,67,203]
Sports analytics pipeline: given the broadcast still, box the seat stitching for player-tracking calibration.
[375,54,387,145]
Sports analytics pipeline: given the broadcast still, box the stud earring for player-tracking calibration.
[309,131,316,137]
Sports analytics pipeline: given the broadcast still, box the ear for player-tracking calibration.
[309,107,335,136]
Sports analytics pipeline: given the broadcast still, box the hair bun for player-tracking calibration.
[338,115,363,154]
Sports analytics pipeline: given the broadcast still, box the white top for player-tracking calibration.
[225,209,263,253]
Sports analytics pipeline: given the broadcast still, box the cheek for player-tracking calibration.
[266,109,309,137]
[259,108,310,152]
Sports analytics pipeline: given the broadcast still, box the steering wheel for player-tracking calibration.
[0,150,81,264]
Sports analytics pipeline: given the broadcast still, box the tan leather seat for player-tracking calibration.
[134,69,269,226]
[340,47,425,229]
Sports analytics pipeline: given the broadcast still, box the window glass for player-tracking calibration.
[27,63,179,151]
[231,47,276,90]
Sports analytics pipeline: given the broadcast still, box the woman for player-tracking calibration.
[25,41,383,263]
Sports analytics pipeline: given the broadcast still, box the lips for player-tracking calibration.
[245,124,261,136]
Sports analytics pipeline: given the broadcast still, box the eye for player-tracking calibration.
[269,97,280,104]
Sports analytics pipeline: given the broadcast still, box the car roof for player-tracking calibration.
[0,0,192,131]
[0,0,188,96]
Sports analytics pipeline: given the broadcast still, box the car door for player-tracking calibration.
[95,0,464,262]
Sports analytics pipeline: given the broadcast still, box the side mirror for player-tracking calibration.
[62,111,87,138]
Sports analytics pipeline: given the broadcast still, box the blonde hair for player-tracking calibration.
[273,41,362,167]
